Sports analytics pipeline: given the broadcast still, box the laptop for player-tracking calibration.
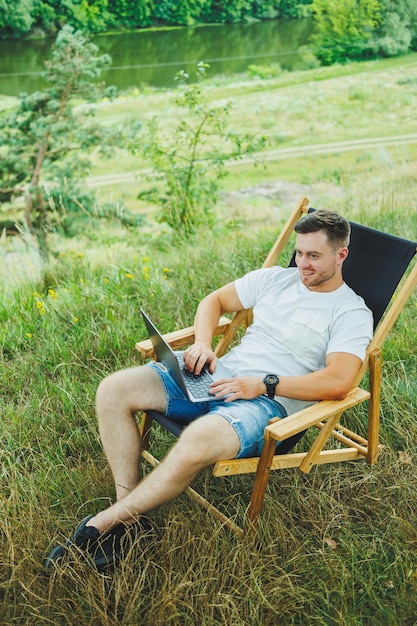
[140,308,233,402]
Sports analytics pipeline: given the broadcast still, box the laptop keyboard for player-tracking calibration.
[176,354,213,397]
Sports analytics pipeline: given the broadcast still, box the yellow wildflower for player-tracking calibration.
[36,300,45,315]
[125,272,134,280]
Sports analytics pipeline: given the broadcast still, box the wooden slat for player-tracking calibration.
[214,309,250,358]
[247,437,277,526]
[139,411,154,456]
[299,411,343,473]
[213,448,362,476]
[317,424,369,455]
[135,316,232,359]
[331,424,368,446]
[265,387,370,442]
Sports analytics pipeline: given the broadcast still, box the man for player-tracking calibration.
[44,209,373,571]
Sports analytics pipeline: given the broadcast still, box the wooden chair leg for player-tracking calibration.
[367,348,382,464]
[246,437,277,530]
[139,411,154,475]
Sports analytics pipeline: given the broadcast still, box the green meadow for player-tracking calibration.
[1,54,417,625]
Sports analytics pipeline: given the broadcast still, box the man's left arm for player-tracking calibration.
[209,352,362,403]
[269,352,362,402]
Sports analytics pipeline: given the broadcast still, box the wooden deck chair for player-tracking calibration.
[135,197,417,537]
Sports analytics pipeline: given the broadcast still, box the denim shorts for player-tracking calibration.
[147,361,287,459]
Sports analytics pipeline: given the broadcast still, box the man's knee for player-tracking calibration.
[175,414,240,466]
[96,365,167,414]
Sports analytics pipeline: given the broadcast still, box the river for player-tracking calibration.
[0,19,313,97]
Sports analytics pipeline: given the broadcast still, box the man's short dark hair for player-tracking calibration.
[294,209,350,249]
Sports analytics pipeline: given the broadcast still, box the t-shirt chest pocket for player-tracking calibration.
[282,309,330,363]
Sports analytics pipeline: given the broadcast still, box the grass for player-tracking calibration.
[75,51,417,233]
[1,55,417,625]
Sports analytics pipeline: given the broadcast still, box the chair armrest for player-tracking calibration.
[135,316,232,359]
[265,387,370,442]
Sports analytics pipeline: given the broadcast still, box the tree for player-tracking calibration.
[132,63,266,237]
[107,0,155,28]
[201,0,252,23]
[372,0,417,57]
[0,25,117,257]
[0,0,34,36]
[59,0,111,32]
[310,0,381,64]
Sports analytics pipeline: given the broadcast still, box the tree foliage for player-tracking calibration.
[310,0,381,64]
[0,0,34,36]
[310,0,417,64]
[374,0,417,57]
[105,0,155,28]
[0,26,118,256]
[133,64,266,237]
[0,0,311,37]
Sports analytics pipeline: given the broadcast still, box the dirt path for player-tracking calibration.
[86,133,417,188]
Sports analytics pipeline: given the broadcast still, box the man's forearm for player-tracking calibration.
[276,353,363,402]
[277,372,348,402]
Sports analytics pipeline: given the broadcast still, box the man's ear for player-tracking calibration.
[338,246,349,263]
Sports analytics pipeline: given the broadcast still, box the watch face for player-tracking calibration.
[265,375,277,384]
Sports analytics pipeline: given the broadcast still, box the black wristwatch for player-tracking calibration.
[263,374,280,399]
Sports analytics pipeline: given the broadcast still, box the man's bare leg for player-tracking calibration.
[88,376,240,533]
[95,365,167,501]
[44,365,241,570]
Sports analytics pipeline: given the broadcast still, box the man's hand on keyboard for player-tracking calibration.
[209,376,265,402]
[183,343,217,375]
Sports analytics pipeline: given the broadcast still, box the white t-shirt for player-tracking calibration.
[220,266,373,416]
